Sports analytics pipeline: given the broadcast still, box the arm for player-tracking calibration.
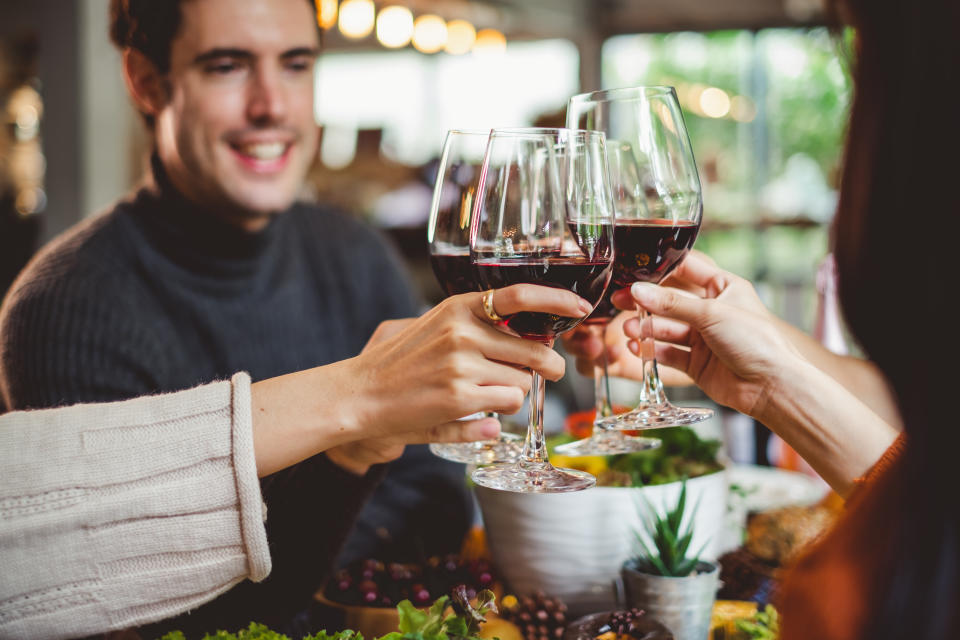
[619,273,898,497]
[0,373,268,640]
[0,280,584,639]
[562,251,902,427]
[765,315,902,429]
[248,285,585,475]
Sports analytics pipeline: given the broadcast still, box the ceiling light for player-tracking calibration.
[412,14,448,54]
[444,19,476,55]
[339,0,375,39]
[473,28,506,56]
[377,5,414,48]
[317,0,338,29]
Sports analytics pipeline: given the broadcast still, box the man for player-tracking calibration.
[0,0,473,634]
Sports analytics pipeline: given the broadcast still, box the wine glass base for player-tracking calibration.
[554,432,661,456]
[597,402,714,430]
[429,432,522,464]
[471,462,596,493]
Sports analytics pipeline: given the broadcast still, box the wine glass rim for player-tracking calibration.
[569,85,678,104]
[445,128,492,136]
[490,126,602,138]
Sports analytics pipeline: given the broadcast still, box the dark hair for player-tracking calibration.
[833,0,960,638]
[109,0,319,126]
[109,0,182,74]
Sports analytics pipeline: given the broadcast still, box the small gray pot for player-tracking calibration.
[619,559,720,640]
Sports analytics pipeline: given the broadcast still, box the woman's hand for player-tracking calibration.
[560,252,729,386]
[617,260,803,418]
[323,284,591,473]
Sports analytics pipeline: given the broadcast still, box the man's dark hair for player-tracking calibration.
[109,0,181,74]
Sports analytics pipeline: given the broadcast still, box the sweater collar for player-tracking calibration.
[130,154,287,277]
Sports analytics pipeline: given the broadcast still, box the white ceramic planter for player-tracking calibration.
[475,470,728,616]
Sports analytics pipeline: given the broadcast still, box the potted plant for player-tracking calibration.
[476,427,728,616]
[619,479,720,640]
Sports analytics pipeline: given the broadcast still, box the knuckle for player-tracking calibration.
[659,289,679,313]
[447,353,473,378]
[440,323,472,349]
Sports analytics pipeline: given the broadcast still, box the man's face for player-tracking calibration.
[155,0,320,229]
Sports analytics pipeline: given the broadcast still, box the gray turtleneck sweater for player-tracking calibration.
[0,162,472,636]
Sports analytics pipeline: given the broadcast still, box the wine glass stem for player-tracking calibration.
[520,370,549,469]
[594,323,615,420]
[637,305,667,405]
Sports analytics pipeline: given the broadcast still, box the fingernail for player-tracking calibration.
[578,298,594,314]
[631,282,656,303]
[628,340,640,355]
[479,419,500,439]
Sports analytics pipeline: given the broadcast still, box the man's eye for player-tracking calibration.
[286,59,313,72]
[206,61,241,74]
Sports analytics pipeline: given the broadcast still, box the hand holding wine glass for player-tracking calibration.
[346,285,589,449]
[469,127,614,493]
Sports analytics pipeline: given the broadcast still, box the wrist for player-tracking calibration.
[750,353,818,426]
[249,360,367,476]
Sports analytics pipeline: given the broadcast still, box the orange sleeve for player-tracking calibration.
[853,432,905,486]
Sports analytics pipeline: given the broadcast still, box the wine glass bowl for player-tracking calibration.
[567,86,714,430]
[426,129,523,464]
[469,127,615,493]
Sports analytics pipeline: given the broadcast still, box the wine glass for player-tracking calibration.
[554,143,662,456]
[567,86,713,429]
[469,127,614,493]
[427,129,522,464]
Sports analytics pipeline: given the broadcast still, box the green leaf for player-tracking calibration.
[237,622,290,640]
[304,631,365,640]
[667,481,687,532]
[634,533,672,577]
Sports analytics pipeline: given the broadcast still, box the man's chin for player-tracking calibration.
[217,192,297,231]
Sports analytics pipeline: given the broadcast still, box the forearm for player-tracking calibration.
[772,317,902,429]
[250,358,368,476]
[754,357,899,497]
[0,374,270,639]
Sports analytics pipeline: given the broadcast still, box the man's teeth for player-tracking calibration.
[239,142,287,160]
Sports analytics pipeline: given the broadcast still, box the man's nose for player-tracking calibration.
[246,67,287,125]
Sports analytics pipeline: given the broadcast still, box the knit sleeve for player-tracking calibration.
[0,372,270,640]
[854,432,906,487]
[0,258,172,410]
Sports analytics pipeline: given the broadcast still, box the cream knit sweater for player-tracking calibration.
[0,372,271,639]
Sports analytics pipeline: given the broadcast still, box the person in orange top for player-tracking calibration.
[566,0,958,637]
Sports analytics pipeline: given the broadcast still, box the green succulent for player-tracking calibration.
[631,478,708,577]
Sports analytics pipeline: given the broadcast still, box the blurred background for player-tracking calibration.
[0,0,848,464]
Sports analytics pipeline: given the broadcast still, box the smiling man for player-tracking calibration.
[0,0,471,635]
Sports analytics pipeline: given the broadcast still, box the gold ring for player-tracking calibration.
[481,289,504,323]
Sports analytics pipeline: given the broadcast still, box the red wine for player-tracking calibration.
[583,219,698,323]
[430,252,480,297]
[611,219,699,287]
[474,257,611,340]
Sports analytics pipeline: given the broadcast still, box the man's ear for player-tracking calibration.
[122,49,169,117]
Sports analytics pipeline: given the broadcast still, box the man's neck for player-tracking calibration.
[154,153,274,234]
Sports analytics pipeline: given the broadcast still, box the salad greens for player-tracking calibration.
[604,427,723,487]
[158,588,497,640]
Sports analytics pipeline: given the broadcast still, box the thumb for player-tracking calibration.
[630,282,710,326]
